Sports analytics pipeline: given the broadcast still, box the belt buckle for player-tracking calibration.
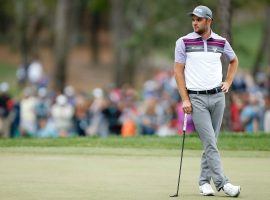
[215,87,218,93]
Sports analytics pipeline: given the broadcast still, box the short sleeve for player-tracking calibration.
[174,39,186,64]
[223,40,236,61]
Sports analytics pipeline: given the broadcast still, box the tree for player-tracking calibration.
[252,2,270,75]
[110,0,190,87]
[110,0,141,87]
[53,0,72,92]
[218,0,233,130]
[15,0,29,66]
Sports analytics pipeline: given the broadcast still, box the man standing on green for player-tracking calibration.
[174,5,241,197]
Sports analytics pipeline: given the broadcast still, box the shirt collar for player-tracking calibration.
[192,30,215,40]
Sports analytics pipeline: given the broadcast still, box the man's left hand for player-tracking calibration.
[221,82,230,93]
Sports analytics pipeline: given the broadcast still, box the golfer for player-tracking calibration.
[174,5,241,197]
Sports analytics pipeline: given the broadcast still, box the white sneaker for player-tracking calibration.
[223,183,241,197]
[199,183,215,196]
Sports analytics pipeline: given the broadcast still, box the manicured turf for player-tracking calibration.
[1,133,270,151]
[0,134,269,199]
[0,147,269,200]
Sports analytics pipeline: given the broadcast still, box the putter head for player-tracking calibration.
[170,194,178,197]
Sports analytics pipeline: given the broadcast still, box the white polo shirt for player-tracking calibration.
[175,31,236,90]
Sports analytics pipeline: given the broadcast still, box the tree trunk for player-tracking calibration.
[15,1,29,66]
[252,5,270,76]
[218,0,232,131]
[268,7,270,67]
[90,12,100,64]
[111,0,138,87]
[111,0,127,87]
[53,0,71,92]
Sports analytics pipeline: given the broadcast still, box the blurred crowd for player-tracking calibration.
[0,60,270,138]
[230,70,270,133]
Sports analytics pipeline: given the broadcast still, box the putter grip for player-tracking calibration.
[183,113,188,132]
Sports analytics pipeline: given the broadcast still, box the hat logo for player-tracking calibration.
[195,8,203,13]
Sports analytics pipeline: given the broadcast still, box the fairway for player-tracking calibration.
[0,147,269,200]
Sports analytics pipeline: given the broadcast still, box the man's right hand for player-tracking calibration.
[182,99,192,114]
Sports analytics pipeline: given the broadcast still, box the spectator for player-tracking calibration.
[35,88,51,125]
[240,93,260,133]
[16,63,29,87]
[51,94,74,137]
[230,93,244,132]
[0,82,13,137]
[28,55,47,88]
[120,99,138,137]
[87,88,109,137]
[64,85,76,106]
[10,98,20,138]
[20,88,38,136]
[231,71,247,92]
[36,118,58,138]
[264,95,270,133]
[102,100,122,135]
[73,93,90,136]
[139,98,158,135]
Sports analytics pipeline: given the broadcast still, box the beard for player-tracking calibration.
[194,26,208,35]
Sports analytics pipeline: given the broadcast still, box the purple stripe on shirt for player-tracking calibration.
[208,38,225,44]
[184,42,204,46]
[208,41,225,45]
[207,43,225,48]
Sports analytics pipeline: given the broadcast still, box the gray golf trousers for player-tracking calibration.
[189,92,228,190]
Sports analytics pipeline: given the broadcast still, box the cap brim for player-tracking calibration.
[188,12,205,18]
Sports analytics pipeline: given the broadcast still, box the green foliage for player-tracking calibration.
[233,20,263,68]
[87,0,109,13]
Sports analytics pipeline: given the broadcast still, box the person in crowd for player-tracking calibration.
[20,87,38,136]
[64,85,76,106]
[87,88,109,137]
[120,96,138,137]
[36,118,58,138]
[240,93,261,133]
[35,88,51,129]
[16,63,29,88]
[102,99,122,135]
[156,91,177,137]
[10,97,20,138]
[73,93,90,136]
[231,71,247,92]
[28,55,44,88]
[0,82,13,137]
[230,93,244,132]
[139,98,158,135]
[263,94,270,133]
[51,94,74,137]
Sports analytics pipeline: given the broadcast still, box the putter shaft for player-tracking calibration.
[170,113,188,197]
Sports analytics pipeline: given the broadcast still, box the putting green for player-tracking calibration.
[0,147,269,200]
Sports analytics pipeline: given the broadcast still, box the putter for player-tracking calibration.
[170,113,188,198]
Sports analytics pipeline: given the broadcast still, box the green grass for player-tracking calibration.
[1,133,270,151]
[0,147,269,200]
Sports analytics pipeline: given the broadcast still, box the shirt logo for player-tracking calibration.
[191,46,202,50]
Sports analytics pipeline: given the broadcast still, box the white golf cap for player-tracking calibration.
[188,5,213,19]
